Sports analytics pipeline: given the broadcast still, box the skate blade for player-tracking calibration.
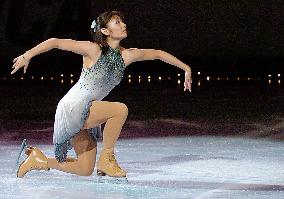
[12,139,27,174]
[97,175,128,184]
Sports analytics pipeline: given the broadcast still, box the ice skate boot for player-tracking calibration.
[16,140,49,178]
[97,148,128,183]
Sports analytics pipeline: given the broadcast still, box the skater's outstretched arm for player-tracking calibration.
[11,38,99,74]
[124,48,192,92]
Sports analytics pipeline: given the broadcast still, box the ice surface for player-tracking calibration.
[0,136,283,199]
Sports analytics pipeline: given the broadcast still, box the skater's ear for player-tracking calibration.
[100,28,110,37]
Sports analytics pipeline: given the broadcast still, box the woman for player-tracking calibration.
[11,11,192,179]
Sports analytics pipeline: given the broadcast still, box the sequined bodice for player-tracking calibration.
[80,46,125,85]
[64,46,126,101]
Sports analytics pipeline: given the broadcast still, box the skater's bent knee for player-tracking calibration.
[115,102,128,116]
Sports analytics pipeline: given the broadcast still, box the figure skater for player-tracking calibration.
[11,10,192,180]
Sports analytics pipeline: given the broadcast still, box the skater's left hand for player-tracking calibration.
[184,70,192,92]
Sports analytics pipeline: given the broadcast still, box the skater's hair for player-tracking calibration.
[90,10,125,55]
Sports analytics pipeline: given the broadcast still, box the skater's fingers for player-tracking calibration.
[188,81,192,92]
[11,66,20,74]
[184,81,189,91]
[187,76,192,92]
[187,78,192,91]
[184,79,191,92]
[12,62,18,68]
[24,65,28,74]
[11,67,18,74]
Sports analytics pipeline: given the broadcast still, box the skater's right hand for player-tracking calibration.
[11,54,30,74]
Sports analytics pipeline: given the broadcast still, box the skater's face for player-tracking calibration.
[101,15,127,40]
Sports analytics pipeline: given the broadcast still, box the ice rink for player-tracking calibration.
[0,136,283,199]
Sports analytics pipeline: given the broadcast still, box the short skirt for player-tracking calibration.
[53,98,102,163]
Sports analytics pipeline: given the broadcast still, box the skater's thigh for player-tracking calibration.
[82,101,128,129]
[72,129,97,157]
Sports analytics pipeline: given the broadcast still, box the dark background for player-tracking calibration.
[0,0,283,75]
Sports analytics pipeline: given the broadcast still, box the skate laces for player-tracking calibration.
[107,152,123,171]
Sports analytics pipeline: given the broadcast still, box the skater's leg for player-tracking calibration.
[82,101,128,177]
[48,101,128,177]
[47,129,97,176]
[82,101,128,150]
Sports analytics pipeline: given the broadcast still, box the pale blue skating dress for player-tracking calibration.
[53,46,126,162]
